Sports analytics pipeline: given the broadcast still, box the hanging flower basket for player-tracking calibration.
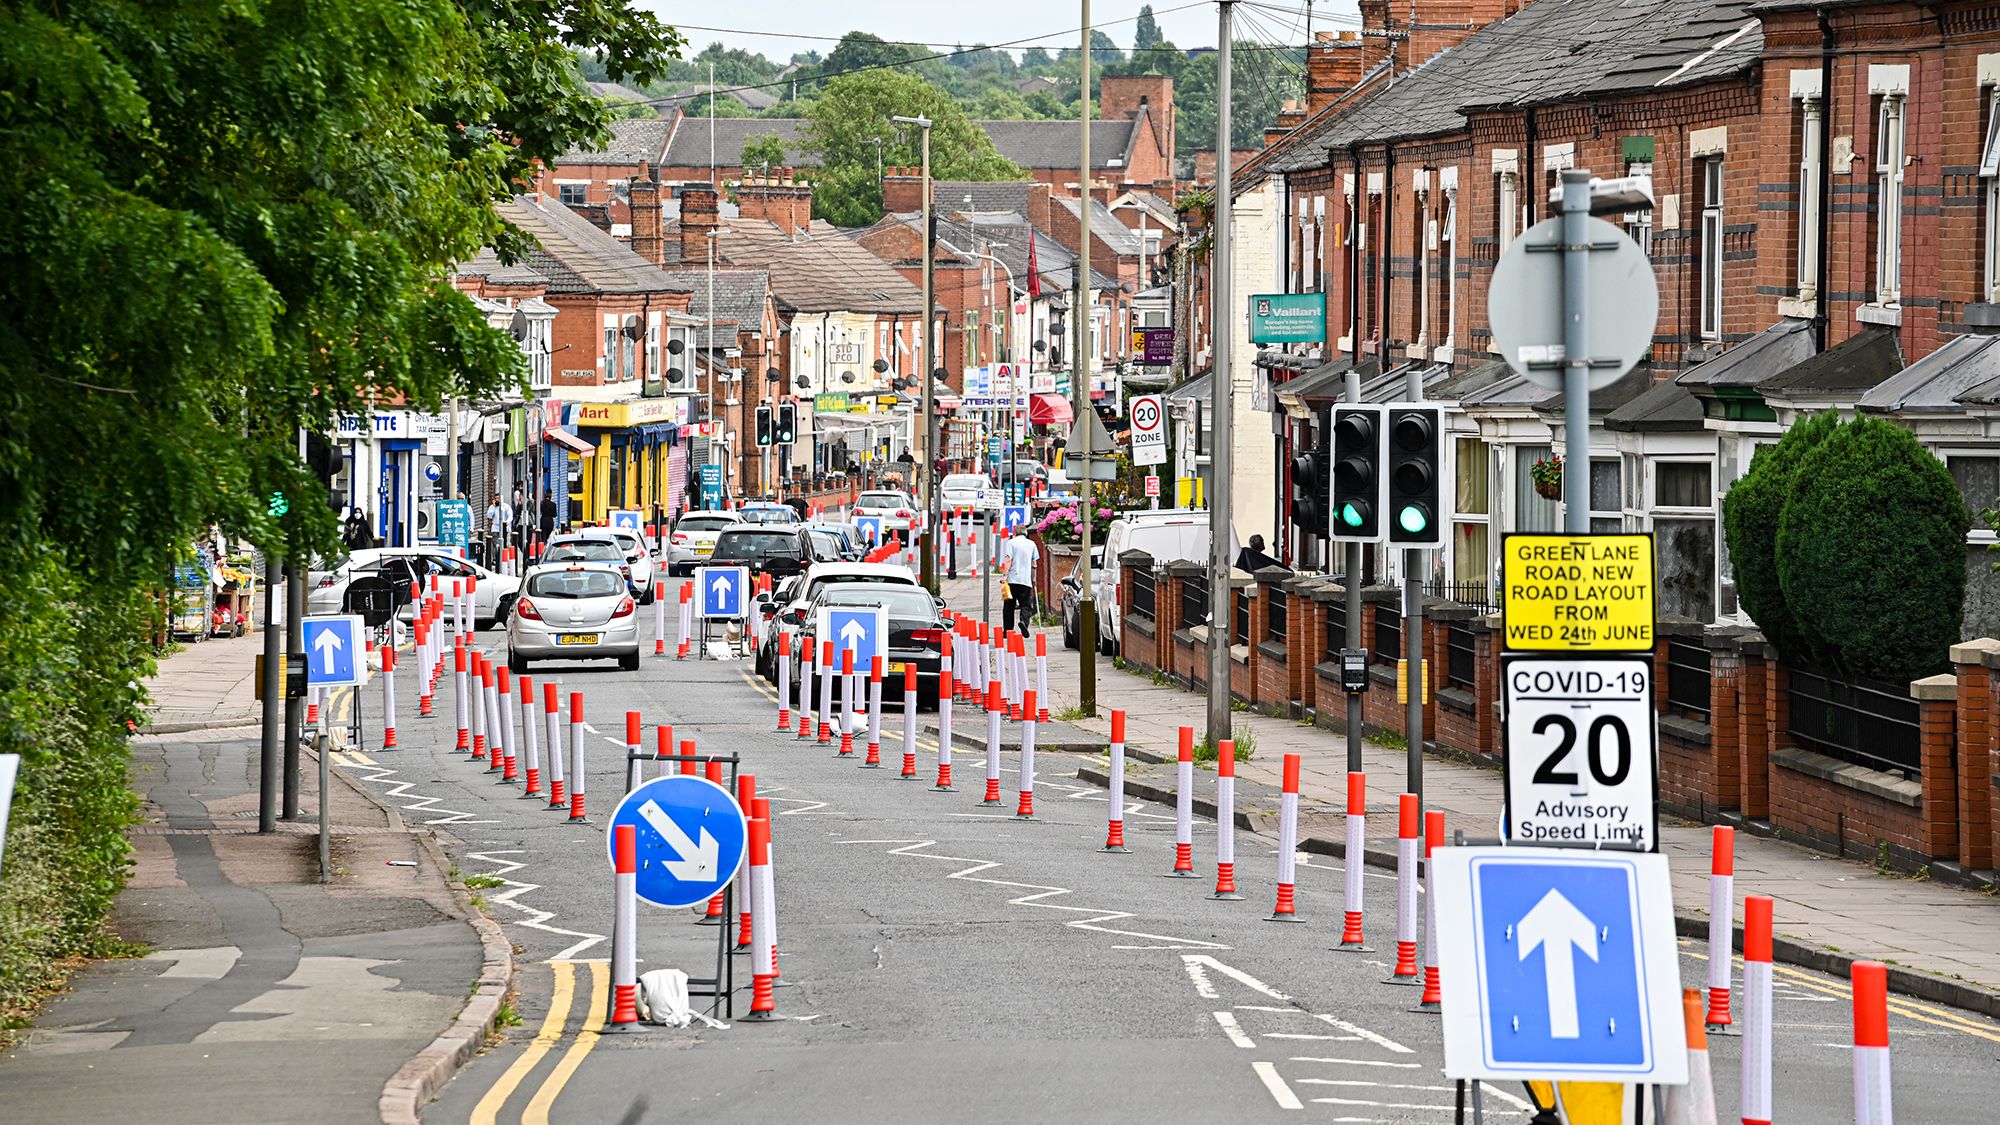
[1531,454,1564,500]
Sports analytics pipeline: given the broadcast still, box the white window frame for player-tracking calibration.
[1648,457,1719,622]
[1982,86,2000,303]
[645,312,661,386]
[1874,93,1906,305]
[1699,158,1724,341]
[1450,436,1492,590]
[1623,160,1655,257]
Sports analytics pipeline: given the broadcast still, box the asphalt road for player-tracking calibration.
[329,613,2000,1124]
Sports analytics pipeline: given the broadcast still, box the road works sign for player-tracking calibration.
[301,615,365,688]
[1434,848,1686,1085]
[1501,534,1655,652]
[607,776,748,909]
[1502,657,1658,851]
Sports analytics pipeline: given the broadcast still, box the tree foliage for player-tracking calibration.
[799,69,1021,227]
[741,132,791,173]
[1134,6,1164,51]
[1721,411,1837,664]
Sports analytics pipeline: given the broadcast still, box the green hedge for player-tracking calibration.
[1721,411,1837,665]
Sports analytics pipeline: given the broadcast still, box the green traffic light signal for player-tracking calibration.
[1398,504,1429,535]
[1340,501,1366,529]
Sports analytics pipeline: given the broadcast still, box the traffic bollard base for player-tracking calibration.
[1382,974,1419,986]
[1163,870,1200,879]
[1100,845,1131,853]
[1212,891,1243,901]
[1408,1000,1441,1014]
[1335,942,1375,952]
[1265,913,1304,923]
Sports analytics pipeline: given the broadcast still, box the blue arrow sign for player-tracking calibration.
[819,605,886,667]
[698,565,750,619]
[608,508,643,532]
[1433,847,1687,1084]
[301,615,365,688]
[1000,504,1029,533]
[607,776,748,909]
[854,515,883,544]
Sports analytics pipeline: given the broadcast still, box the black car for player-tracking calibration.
[784,584,947,709]
[708,524,834,583]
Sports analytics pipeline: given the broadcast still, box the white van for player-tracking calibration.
[1088,509,1211,655]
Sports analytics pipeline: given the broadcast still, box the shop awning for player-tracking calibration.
[1029,393,1074,426]
[545,428,595,456]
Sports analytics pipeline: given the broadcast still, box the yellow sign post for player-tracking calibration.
[1500,533,1655,652]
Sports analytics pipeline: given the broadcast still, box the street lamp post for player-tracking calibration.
[891,113,937,592]
[1075,0,1097,716]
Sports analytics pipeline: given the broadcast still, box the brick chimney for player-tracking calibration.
[677,181,718,263]
[629,163,665,266]
[1306,31,1366,115]
[737,167,813,235]
[1358,0,1522,75]
[1026,181,1053,235]
[882,166,928,215]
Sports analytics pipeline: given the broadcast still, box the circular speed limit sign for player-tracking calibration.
[1131,397,1161,432]
[1129,394,1166,465]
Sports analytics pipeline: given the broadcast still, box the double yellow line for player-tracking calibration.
[471,960,609,1125]
[1680,942,2000,1044]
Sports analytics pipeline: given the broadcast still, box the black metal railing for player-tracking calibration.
[1447,620,1477,690]
[1181,573,1209,630]
[1232,586,1250,647]
[1665,638,1711,720]
[1425,578,1496,611]
[1371,603,1401,665]
[1267,589,1287,644]
[1321,597,1347,664]
[1787,664,1922,776]
[1129,568,1157,621]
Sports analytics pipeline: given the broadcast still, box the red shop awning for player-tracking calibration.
[545,428,596,456]
[1028,393,1074,426]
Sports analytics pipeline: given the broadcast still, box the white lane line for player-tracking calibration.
[1308,1095,1454,1112]
[1297,853,1401,883]
[338,757,494,827]
[1212,1011,1256,1048]
[1265,1033,1361,1041]
[1230,1003,1415,1054]
[1480,1084,1535,1112]
[1296,1080,1451,1091]
[1288,1057,1423,1069]
[1185,955,1290,1000]
[464,849,607,961]
[1183,959,1220,999]
[1251,1060,1304,1111]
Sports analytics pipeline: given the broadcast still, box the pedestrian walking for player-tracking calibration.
[343,508,377,552]
[1000,529,1040,632]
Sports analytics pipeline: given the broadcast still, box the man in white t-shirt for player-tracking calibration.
[1000,531,1040,632]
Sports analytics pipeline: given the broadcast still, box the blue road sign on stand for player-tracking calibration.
[854,515,883,544]
[1434,847,1687,1084]
[435,500,473,549]
[817,604,887,668]
[698,565,751,619]
[1000,504,1029,533]
[607,776,748,909]
[301,615,366,688]
[608,509,643,533]
[699,464,724,509]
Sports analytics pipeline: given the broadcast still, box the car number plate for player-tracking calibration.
[556,634,600,645]
[695,544,714,555]
[888,661,908,673]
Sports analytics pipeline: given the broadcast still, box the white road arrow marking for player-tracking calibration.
[839,619,867,650]
[1517,888,1600,1039]
[312,627,343,673]
[637,799,720,882]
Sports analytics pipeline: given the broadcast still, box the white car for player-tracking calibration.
[601,527,656,601]
[506,563,641,672]
[307,547,519,628]
[852,489,918,533]
[940,473,1000,513]
[753,561,920,678]
[1090,509,1211,656]
[667,511,741,575]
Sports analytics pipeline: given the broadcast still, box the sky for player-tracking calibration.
[640,1,1361,62]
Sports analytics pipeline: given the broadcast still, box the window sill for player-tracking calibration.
[1405,343,1431,361]
[1855,303,1902,327]
[1776,295,1816,319]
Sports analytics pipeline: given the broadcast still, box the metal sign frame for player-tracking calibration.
[1501,654,1659,853]
[620,750,742,1020]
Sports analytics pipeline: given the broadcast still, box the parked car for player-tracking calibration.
[783,583,947,708]
[1056,546,1107,650]
[940,472,1000,512]
[804,520,868,562]
[667,510,741,576]
[736,502,800,526]
[1071,509,1211,655]
[851,489,918,534]
[708,524,834,584]
[506,563,640,672]
[307,547,519,628]
[579,527,656,601]
[540,536,637,597]
[754,562,921,677]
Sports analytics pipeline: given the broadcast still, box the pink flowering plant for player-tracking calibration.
[1033,503,1115,546]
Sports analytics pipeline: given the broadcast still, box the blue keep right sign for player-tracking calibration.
[1433,847,1687,1085]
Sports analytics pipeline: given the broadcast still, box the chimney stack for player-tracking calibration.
[678,182,719,263]
[629,164,664,265]
[737,166,813,236]
[882,166,928,215]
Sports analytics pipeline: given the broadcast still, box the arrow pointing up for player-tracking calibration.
[637,799,721,882]
[711,574,733,604]
[312,627,344,674]
[839,619,867,650]
[1517,888,1600,1039]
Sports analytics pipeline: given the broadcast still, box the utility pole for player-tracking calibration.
[893,114,937,592]
[1205,2,1236,749]
[258,553,281,833]
[1075,0,1098,716]
[283,556,304,819]
[1561,168,1591,534]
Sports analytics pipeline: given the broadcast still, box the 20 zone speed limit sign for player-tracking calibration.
[1502,656,1657,851]
[1129,394,1166,466]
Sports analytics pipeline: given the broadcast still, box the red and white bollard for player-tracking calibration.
[624,711,643,791]
[697,758,728,927]
[1853,962,1894,1125]
[1015,690,1038,819]
[380,642,398,749]
[734,773,758,950]
[982,679,1005,805]
[754,796,779,979]
[900,663,919,779]
[482,662,505,773]
[496,668,519,782]
[775,630,792,732]
[609,825,640,1028]
[862,655,884,767]
[1339,772,1369,949]
[679,738,697,776]
[1171,726,1198,878]
[796,634,815,740]
[676,582,693,659]
[1213,740,1239,899]
[1269,752,1301,916]
[1103,710,1129,851]
[1034,632,1049,722]
[1387,794,1420,983]
[654,579,668,655]
[543,681,566,808]
[518,675,541,797]
[468,656,489,760]
[306,685,321,729]
[566,691,588,822]
[1741,894,1775,1125]
[837,648,857,758]
[743,816,778,1020]
[1706,825,1736,1030]
[416,623,434,717]
[654,725,675,782]
[817,640,836,745]
[934,650,955,791]
[453,641,470,751]
[1416,810,1444,1011]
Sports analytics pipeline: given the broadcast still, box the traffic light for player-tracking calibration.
[775,402,797,444]
[1385,405,1444,548]
[1288,436,1330,534]
[1330,404,1386,542]
[754,404,774,447]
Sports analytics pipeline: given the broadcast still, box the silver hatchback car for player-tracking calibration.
[507,564,642,672]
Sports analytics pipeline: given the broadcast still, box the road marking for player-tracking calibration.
[470,960,576,1125]
[1308,1094,1452,1111]
[1213,1011,1256,1048]
[1296,1079,1451,1091]
[466,850,607,962]
[1265,1033,1362,1041]
[337,754,494,827]
[1185,955,1289,1000]
[1229,1004,1416,1055]
[1680,942,2000,1043]
[523,959,607,1125]
[1288,1057,1423,1069]
[1251,1060,1304,1110]
[1183,959,1220,998]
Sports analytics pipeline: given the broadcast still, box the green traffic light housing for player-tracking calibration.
[1329,405,1386,543]
[1385,405,1444,548]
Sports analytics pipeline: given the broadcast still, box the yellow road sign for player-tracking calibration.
[1501,533,1655,652]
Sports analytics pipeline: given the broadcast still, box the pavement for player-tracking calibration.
[941,574,2000,1019]
[1,631,509,1125]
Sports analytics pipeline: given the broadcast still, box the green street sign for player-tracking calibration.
[1248,293,1327,344]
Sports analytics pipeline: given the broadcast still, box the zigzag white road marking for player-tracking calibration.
[837,838,1230,951]
[463,849,607,962]
[337,758,495,828]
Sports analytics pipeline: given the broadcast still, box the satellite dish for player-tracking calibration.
[667,337,685,355]
[841,371,856,384]
[509,308,530,342]
[765,367,782,382]
[931,366,948,380]
[1032,340,1047,353]
[621,314,642,341]
[795,374,812,389]
[872,358,890,373]
[666,366,685,384]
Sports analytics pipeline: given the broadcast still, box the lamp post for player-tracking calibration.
[891,113,937,592]
[1075,0,1097,716]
